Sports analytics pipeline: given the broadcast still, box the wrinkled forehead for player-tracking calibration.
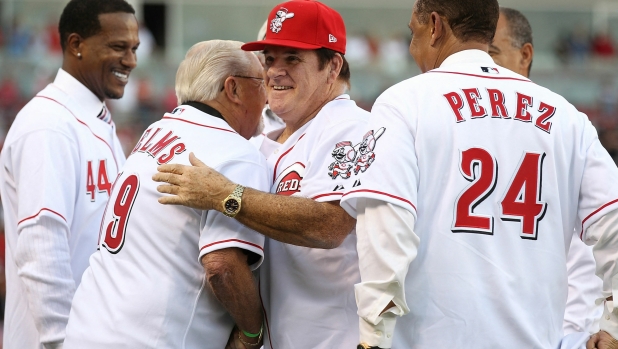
[262,45,302,55]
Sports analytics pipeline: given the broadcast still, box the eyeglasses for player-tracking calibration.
[220,75,265,91]
[232,75,264,83]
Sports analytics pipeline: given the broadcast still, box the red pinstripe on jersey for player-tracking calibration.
[428,70,533,82]
[18,208,67,225]
[272,134,306,182]
[34,95,119,169]
[580,198,618,239]
[311,192,343,200]
[200,238,264,251]
[162,116,237,134]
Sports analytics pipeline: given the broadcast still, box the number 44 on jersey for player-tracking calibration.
[452,148,547,240]
[86,159,112,201]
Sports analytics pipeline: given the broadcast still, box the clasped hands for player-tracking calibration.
[155,155,618,349]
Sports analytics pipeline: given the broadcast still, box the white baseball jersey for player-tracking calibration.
[0,69,125,349]
[341,50,618,348]
[250,106,285,149]
[564,233,603,335]
[63,103,269,349]
[258,95,369,349]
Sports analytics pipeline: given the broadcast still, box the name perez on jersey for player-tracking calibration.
[444,88,556,134]
[130,127,186,165]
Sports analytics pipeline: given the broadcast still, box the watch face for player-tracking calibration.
[225,198,239,213]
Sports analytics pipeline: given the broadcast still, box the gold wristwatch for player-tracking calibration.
[222,185,245,217]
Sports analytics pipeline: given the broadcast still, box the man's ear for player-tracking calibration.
[326,53,343,84]
[222,77,242,104]
[429,12,445,47]
[520,43,534,76]
[65,33,84,58]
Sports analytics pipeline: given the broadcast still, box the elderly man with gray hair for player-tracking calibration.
[63,40,269,349]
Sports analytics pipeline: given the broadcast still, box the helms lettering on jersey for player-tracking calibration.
[443,89,555,133]
[328,128,385,179]
[138,128,162,153]
[131,128,152,155]
[86,159,113,201]
[157,142,186,165]
[132,127,187,165]
[147,131,180,158]
[273,162,305,196]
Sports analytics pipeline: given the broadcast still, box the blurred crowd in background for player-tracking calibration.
[0,5,618,345]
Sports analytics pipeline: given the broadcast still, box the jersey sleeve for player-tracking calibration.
[296,117,369,203]
[10,130,79,228]
[340,101,419,219]
[197,158,270,270]
[577,120,618,240]
[564,233,603,334]
[6,129,80,345]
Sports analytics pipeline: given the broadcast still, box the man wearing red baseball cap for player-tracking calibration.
[154,1,375,348]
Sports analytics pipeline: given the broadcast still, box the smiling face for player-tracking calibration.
[262,45,333,126]
[78,12,139,100]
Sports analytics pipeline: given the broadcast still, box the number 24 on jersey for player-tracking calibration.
[452,148,547,240]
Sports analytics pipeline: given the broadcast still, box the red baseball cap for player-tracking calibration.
[241,0,346,55]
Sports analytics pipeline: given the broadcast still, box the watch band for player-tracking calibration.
[222,185,245,217]
[230,184,245,199]
[357,344,383,349]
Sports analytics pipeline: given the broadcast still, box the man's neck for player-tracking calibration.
[430,41,489,71]
[61,59,105,102]
[206,99,239,131]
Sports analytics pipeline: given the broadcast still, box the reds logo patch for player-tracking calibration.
[328,127,385,180]
[270,7,295,33]
[273,162,305,196]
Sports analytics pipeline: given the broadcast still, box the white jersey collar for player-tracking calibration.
[53,68,105,119]
[166,104,236,134]
[263,94,350,143]
[439,49,495,69]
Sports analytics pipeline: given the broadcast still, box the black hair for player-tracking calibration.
[315,48,351,87]
[416,0,499,44]
[59,0,135,51]
[500,7,534,75]
[500,7,533,48]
